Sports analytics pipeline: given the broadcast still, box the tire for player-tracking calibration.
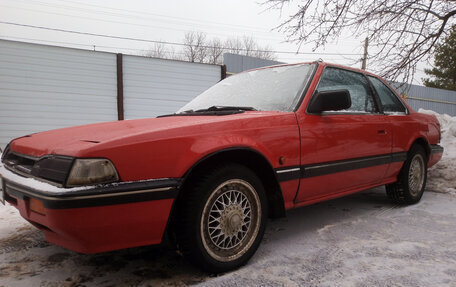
[175,163,268,273]
[386,145,427,204]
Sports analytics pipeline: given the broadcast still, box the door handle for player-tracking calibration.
[377,129,387,135]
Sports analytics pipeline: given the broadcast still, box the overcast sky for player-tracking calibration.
[0,0,427,84]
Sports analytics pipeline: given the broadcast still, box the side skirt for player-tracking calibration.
[290,177,397,210]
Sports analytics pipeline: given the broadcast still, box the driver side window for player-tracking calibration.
[316,67,376,113]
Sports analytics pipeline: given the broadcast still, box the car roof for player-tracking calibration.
[245,61,380,79]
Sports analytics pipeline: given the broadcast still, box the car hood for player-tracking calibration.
[9,112,288,157]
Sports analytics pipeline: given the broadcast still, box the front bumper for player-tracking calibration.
[0,166,180,253]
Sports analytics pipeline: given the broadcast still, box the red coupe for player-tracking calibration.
[0,62,443,272]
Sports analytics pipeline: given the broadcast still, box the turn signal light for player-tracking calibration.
[29,198,45,215]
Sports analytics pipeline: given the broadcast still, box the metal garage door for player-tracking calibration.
[0,40,118,150]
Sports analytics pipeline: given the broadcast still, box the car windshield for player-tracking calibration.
[178,63,315,113]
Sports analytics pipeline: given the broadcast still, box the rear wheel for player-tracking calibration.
[386,145,427,204]
[175,163,267,273]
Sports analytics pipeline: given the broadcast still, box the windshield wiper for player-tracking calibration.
[194,106,257,112]
[158,106,257,118]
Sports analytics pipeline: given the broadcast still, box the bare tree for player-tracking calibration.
[223,37,242,55]
[144,42,167,58]
[207,38,224,64]
[166,46,182,61]
[183,31,207,63]
[224,36,277,61]
[242,36,257,57]
[251,44,277,60]
[264,0,456,82]
[144,32,277,64]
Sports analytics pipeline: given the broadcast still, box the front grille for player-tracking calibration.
[2,149,74,186]
[2,151,37,175]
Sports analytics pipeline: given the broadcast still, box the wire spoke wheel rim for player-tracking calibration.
[408,154,425,196]
[209,190,250,249]
[201,179,261,262]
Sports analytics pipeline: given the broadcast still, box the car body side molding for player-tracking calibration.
[275,151,408,182]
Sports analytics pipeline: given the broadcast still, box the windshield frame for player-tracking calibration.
[291,63,318,112]
[178,62,318,114]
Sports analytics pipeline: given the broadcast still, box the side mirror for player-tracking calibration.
[307,89,352,113]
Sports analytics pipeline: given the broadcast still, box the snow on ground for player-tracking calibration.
[418,109,456,193]
[1,189,456,286]
[196,189,456,287]
[0,203,29,239]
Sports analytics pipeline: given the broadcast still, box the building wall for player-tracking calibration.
[0,40,222,150]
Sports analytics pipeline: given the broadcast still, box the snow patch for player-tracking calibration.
[317,223,337,234]
[418,109,456,194]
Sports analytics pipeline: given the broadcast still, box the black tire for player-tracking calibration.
[174,163,268,273]
[386,145,427,204]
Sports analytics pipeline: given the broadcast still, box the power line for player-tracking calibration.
[0,21,363,56]
[0,2,285,42]
[50,0,274,32]
[0,35,360,64]
[0,35,361,66]
[5,0,367,45]
[0,35,189,56]
[0,35,94,48]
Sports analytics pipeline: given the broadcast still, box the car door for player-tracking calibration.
[367,75,415,179]
[295,67,392,202]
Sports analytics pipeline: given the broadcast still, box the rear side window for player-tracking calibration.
[368,76,406,113]
[315,67,376,113]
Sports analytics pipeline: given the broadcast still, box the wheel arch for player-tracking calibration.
[410,137,431,160]
[179,147,286,219]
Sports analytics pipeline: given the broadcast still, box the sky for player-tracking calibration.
[0,0,428,84]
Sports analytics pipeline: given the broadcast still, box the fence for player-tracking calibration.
[0,40,223,149]
[393,83,456,116]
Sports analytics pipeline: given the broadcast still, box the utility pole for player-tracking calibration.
[361,37,368,70]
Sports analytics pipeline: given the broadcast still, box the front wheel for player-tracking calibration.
[386,145,427,204]
[175,164,267,273]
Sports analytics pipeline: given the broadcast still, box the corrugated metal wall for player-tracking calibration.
[393,83,456,116]
[223,53,283,74]
[0,40,222,150]
[123,55,221,119]
[0,40,118,150]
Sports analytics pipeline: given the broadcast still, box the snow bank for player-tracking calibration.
[418,109,456,194]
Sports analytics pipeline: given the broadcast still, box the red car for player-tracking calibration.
[0,62,443,272]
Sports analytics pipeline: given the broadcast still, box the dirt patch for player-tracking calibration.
[0,227,49,254]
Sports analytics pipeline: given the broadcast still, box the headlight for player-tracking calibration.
[66,159,119,187]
